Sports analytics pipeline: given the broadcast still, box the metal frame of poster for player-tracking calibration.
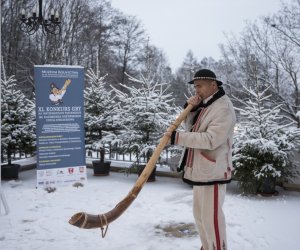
[34,65,86,188]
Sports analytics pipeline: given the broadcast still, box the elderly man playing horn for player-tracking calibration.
[167,69,236,250]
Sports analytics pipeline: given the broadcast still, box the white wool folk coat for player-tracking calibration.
[174,95,236,185]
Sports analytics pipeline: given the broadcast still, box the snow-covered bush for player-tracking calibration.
[1,70,36,164]
[84,64,121,162]
[233,85,300,194]
[113,73,178,164]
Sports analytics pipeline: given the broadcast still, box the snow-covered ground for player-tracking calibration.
[1,168,300,250]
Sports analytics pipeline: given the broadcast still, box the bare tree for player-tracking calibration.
[220,1,300,127]
[1,0,171,96]
[263,0,300,127]
[112,14,146,85]
[137,37,172,84]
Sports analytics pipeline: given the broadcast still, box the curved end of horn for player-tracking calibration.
[68,212,85,228]
[69,212,106,229]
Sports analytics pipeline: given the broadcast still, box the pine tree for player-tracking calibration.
[1,66,36,165]
[113,73,178,164]
[84,63,121,163]
[233,83,300,194]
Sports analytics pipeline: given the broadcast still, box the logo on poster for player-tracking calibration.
[57,169,64,175]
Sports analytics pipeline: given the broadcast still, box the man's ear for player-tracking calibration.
[212,81,218,89]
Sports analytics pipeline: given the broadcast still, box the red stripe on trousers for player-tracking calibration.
[214,184,221,250]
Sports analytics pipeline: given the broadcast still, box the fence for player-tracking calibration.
[1,151,35,164]
[85,144,181,169]
[1,144,181,171]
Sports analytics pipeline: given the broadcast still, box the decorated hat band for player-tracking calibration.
[192,77,217,81]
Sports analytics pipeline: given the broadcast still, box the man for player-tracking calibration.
[49,79,71,105]
[168,69,236,250]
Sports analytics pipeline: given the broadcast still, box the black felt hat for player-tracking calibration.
[188,69,223,86]
[50,82,59,89]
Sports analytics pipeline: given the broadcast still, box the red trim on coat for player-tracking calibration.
[186,149,192,167]
[200,152,216,163]
[186,108,207,168]
[192,108,207,132]
[226,138,231,169]
[187,148,194,167]
[175,132,179,144]
[214,184,221,250]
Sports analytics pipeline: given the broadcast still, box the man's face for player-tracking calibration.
[52,87,59,95]
[193,80,217,100]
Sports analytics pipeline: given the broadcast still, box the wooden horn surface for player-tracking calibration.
[68,104,194,231]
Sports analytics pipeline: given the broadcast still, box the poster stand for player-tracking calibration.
[0,185,10,215]
[34,65,86,188]
[1,56,9,215]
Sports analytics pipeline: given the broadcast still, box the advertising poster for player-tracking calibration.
[34,65,86,188]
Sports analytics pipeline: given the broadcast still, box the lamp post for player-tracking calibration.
[20,0,61,35]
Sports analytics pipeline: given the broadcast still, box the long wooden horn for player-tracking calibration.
[68,104,194,237]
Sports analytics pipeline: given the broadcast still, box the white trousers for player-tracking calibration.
[193,184,227,250]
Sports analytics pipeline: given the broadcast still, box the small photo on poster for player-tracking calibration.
[49,79,72,105]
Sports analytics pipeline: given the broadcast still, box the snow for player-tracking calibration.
[1,168,300,250]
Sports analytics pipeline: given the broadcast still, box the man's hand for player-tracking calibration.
[65,79,71,86]
[62,79,71,91]
[187,95,202,106]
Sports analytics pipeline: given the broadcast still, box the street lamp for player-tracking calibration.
[20,0,61,35]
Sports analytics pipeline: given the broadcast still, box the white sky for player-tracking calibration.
[110,0,284,70]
